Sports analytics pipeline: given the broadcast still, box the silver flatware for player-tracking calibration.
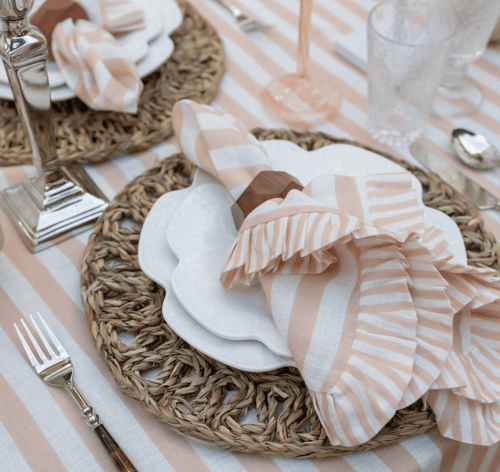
[410,143,500,212]
[213,0,273,33]
[451,128,500,171]
[15,313,137,472]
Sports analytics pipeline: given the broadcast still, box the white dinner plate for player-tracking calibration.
[138,174,295,372]
[140,140,467,371]
[168,183,292,357]
[0,0,182,101]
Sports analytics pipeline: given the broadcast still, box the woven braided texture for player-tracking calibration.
[81,129,500,457]
[0,0,224,167]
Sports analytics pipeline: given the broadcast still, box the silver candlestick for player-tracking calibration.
[0,0,107,252]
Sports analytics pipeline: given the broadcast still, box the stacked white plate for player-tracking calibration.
[0,0,183,101]
[138,140,467,372]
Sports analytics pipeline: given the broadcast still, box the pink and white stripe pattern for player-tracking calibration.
[98,0,146,33]
[250,179,454,445]
[172,99,500,447]
[427,391,500,445]
[424,261,500,444]
[220,172,426,286]
[6,0,500,468]
[52,19,143,113]
[173,100,272,199]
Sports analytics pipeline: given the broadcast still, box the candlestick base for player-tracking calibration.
[0,163,107,252]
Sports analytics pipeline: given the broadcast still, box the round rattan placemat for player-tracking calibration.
[81,129,500,458]
[0,0,224,167]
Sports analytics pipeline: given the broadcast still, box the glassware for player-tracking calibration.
[261,0,342,129]
[433,0,500,118]
[367,0,456,147]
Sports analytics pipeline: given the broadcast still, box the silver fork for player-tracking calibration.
[212,0,273,33]
[15,313,138,472]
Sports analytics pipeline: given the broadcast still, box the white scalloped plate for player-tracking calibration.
[138,172,295,372]
[150,141,466,370]
[0,0,182,101]
[168,183,292,357]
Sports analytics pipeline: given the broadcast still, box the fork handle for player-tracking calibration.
[93,424,138,472]
[66,384,138,472]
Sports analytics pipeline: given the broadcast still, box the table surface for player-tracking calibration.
[2,0,500,471]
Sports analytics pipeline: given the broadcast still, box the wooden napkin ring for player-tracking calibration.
[31,0,89,60]
[231,170,304,230]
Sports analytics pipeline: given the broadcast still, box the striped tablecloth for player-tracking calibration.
[1,0,500,471]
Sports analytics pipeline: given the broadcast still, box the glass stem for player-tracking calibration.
[297,0,312,79]
[441,61,469,89]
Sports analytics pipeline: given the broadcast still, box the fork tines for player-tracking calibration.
[15,313,67,372]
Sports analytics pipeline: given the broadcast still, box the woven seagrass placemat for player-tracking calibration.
[0,0,224,167]
[81,129,500,458]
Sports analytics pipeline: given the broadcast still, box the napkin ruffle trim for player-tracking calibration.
[220,171,427,289]
[324,233,500,446]
[419,255,500,446]
[397,229,455,409]
[307,231,460,446]
[220,200,416,289]
[308,236,417,446]
[426,390,500,445]
[430,261,500,404]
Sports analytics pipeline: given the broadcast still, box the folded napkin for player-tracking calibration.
[32,0,145,113]
[172,99,500,446]
[52,19,143,113]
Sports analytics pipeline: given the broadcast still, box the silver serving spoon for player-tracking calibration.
[451,128,500,171]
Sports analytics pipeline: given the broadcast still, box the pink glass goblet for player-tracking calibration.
[261,0,342,129]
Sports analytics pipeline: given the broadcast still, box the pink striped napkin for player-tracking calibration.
[172,99,500,447]
[425,261,500,445]
[31,0,145,113]
[52,19,143,113]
